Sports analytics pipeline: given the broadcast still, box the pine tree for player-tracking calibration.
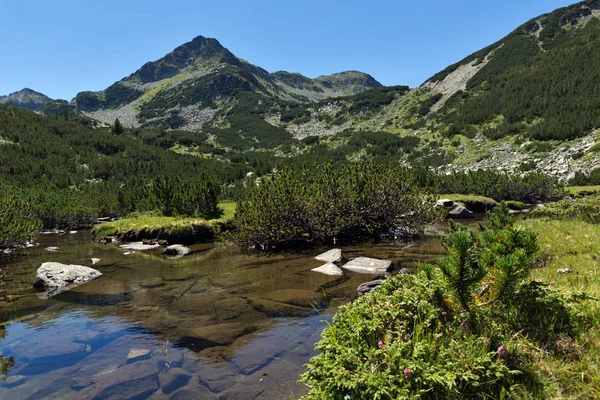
[112,118,124,135]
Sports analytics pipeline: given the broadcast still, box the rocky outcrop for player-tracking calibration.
[342,257,392,274]
[33,262,102,298]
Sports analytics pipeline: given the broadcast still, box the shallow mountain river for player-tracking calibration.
[0,221,461,399]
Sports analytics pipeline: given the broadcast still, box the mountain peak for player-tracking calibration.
[0,88,53,110]
[128,35,237,84]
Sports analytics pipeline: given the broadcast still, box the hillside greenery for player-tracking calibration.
[229,162,436,249]
[301,206,599,399]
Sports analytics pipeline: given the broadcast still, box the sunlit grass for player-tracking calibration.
[92,201,236,238]
[518,218,600,397]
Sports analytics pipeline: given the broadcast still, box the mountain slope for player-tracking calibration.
[72,35,381,130]
[0,88,53,110]
[265,0,600,180]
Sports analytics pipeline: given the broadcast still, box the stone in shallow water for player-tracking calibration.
[120,242,161,251]
[32,262,102,298]
[447,205,474,219]
[44,246,59,252]
[315,248,342,264]
[139,277,166,288]
[91,258,100,265]
[163,245,191,258]
[341,257,392,274]
[262,289,327,308]
[186,323,258,347]
[311,262,344,276]
[127,348,151,361]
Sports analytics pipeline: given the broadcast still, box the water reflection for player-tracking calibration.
[0,219,465,398]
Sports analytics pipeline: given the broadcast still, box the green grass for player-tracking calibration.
[92,201,237,242]
[566,185,600,196]
[518,218,600,397]
[438,194,498,203]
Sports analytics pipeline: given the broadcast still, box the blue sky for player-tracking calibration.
[0,0,577,100]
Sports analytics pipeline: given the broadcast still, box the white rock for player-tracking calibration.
[45,246,59,252]
[33,262,102,298]
[163,244,191,257]
[311,263,344,276]
[315,248,342,264]
[341,257,392,274]
[91,258,100,265]
[120,242,160,251]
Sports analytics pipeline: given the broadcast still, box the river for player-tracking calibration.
[0,221,460,399]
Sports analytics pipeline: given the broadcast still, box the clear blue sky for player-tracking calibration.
[0,0,577,100]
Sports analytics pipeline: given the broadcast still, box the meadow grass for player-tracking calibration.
[518,218,600,397]
[566,185,600,196]
[92,201,237,239]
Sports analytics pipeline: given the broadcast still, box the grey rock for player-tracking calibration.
[398,268,413,274]
[447,205,474,219]
[44,246,59,252]
[91,258,100,265]
[311,263,344,276]
[315,248,342,264]
[435,199,456,209]
[33,262,102,298]
[163,245,191,258]
[342,257,392,274]
[357,279,386,296]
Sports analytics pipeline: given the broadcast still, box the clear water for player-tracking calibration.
[0,222,457,399]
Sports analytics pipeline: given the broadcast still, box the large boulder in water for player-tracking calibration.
[33,262,102,298]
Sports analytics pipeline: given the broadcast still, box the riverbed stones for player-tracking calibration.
[32,262,102,298]
[315,248,342,264]
[262,289,327,308]
[163,245,191,258]
[311,262,344,276]
[341,257,392,274]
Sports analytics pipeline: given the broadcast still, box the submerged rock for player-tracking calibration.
[33,262,102,298]
[127,348,151,361]
[163,244,191,257]
[315,249,342,264]
[341,257,392,274]
[357,279,386,296]
[311,262,344,276]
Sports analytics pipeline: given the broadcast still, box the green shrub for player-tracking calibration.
[529,196,600,223]
[229,162,436,249]
[302,206,593,399]
[0,192,41,247]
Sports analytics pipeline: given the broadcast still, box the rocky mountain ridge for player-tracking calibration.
[0,88,53,110]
